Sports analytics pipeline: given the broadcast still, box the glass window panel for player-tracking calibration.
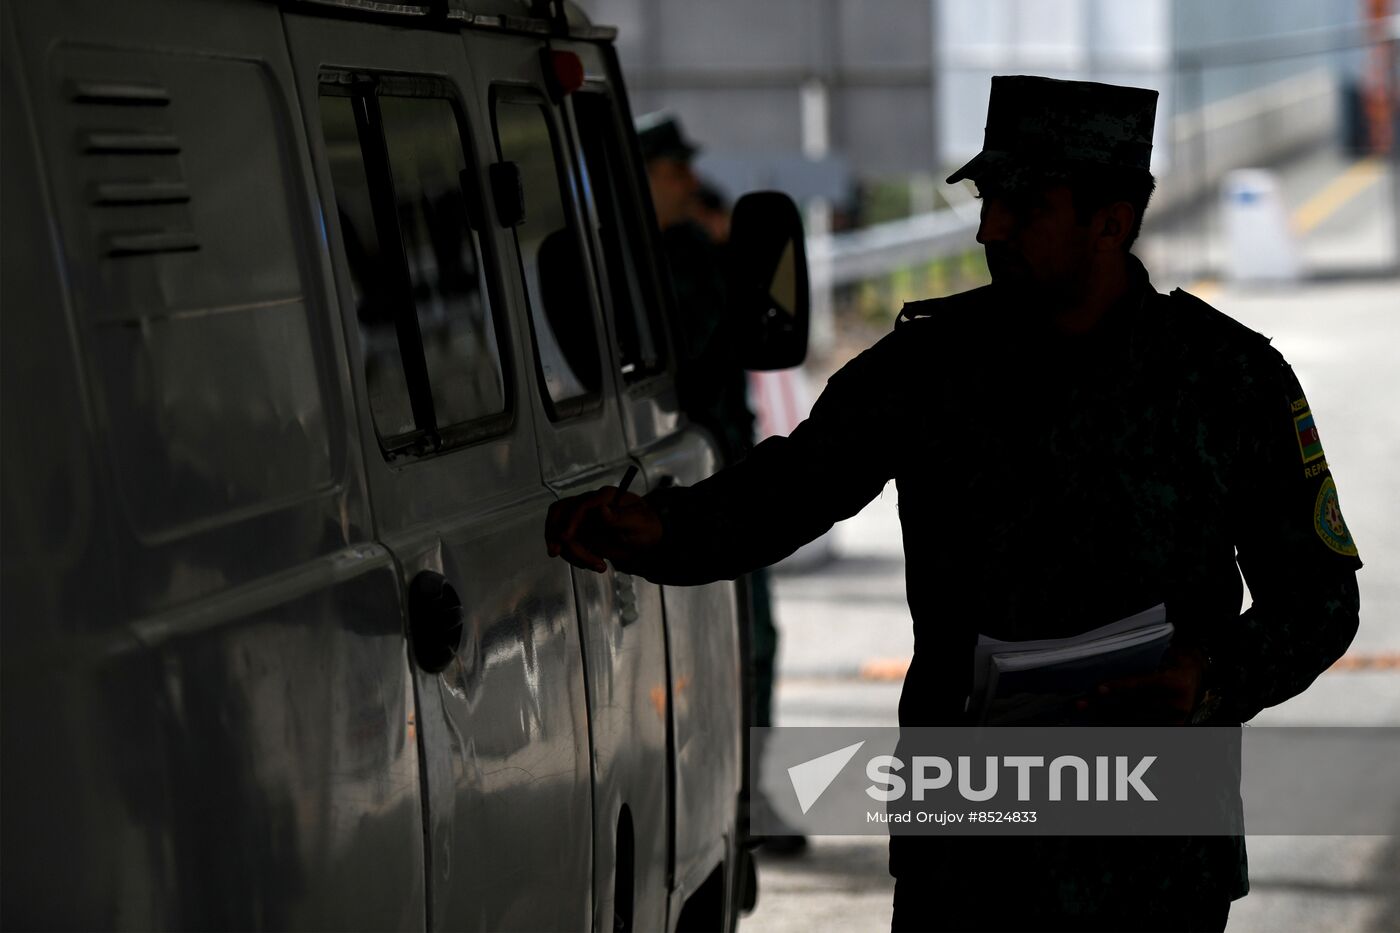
[320,92,417,441]
[379,96,506,428]
[574,92,665,382]
[320,85,508,455]
[493,98,602,411]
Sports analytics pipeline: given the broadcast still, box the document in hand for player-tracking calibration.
[967,604,1173,725]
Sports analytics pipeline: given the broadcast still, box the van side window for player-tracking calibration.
[492,95,602,418]
[320,80,508,457]
[573,92,667,384]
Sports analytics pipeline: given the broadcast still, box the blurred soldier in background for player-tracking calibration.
[690,180,733,245]
[636,112,806,855]
[565,80,1363,929]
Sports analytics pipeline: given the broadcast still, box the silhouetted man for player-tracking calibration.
[551,77,1361,931]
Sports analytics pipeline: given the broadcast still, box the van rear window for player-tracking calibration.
[319,80,509,457]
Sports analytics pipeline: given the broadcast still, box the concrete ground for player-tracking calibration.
[740,159,1400,931]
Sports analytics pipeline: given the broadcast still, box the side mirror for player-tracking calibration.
[727,191,809,370]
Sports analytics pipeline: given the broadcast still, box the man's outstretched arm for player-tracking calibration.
[546,332,912,585]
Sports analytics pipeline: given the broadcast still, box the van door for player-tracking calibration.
[466,32,673,933]
[285,16,592,931]
[559,41,744,916]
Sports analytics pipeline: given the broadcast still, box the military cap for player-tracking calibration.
[635,111,699,163]
[947,75,1158,189]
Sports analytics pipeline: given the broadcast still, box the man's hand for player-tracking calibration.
[1076,644,1208,725]
[545,487,664,574]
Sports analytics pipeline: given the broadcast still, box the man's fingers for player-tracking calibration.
[546,490,611,557]
[559,534,608,574]
[562,488,614,544]
[549,488,628,573]
[546,486,657,573]
[546,496,594,553]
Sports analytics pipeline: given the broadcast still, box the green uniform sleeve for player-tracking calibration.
[634,331,910,586]
[1219,352,1362,722]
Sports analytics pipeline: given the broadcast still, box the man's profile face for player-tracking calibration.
[975,182,1095,302]
[646,156,699,231]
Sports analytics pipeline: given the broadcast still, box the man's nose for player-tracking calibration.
[976,197,1014,244]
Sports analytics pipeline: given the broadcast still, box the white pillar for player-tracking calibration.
[800,77,835,356]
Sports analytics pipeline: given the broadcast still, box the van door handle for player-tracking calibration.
[408,571,464,673]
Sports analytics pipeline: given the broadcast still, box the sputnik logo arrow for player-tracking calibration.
[788,741,865,814]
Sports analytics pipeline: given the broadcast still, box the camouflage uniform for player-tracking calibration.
[633,258,1361,926]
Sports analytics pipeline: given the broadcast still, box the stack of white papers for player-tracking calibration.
[967,604,1173,725]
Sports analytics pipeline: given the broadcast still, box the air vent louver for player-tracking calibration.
[74,77,199,258]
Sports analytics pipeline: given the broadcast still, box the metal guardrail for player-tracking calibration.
[1174,15,1400,68]
[810,205,979,288]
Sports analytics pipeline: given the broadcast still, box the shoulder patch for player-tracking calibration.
[1313,476,1358,557]
[1293,399,1325,464]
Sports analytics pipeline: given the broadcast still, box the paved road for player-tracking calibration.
[740,258,1400,928]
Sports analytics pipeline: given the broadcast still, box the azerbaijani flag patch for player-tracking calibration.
[1293,403,1325,463]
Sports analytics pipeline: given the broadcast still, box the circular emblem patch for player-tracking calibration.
[1313,476,1358,557]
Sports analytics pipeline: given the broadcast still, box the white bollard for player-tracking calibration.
[1221,169,1301,283]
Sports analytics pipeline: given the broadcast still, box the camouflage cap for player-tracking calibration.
[946,75,1158,190]
[635,111,699,163]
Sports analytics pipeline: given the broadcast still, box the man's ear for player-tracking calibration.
[1096,201,1136,251]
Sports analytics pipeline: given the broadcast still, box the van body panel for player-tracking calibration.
[1,1,426,929]
[8,4,370,617]
[637,429,745,913]
[385,499,593,933]
[550,462,672,933]
[1,554,426,932]
[0,1,118,650]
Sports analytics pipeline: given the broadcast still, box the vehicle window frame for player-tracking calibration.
[489,82,608,423]
[567,84,675,396]
[318,70,515,462]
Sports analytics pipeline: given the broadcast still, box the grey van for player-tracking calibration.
[0,0,808,929]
